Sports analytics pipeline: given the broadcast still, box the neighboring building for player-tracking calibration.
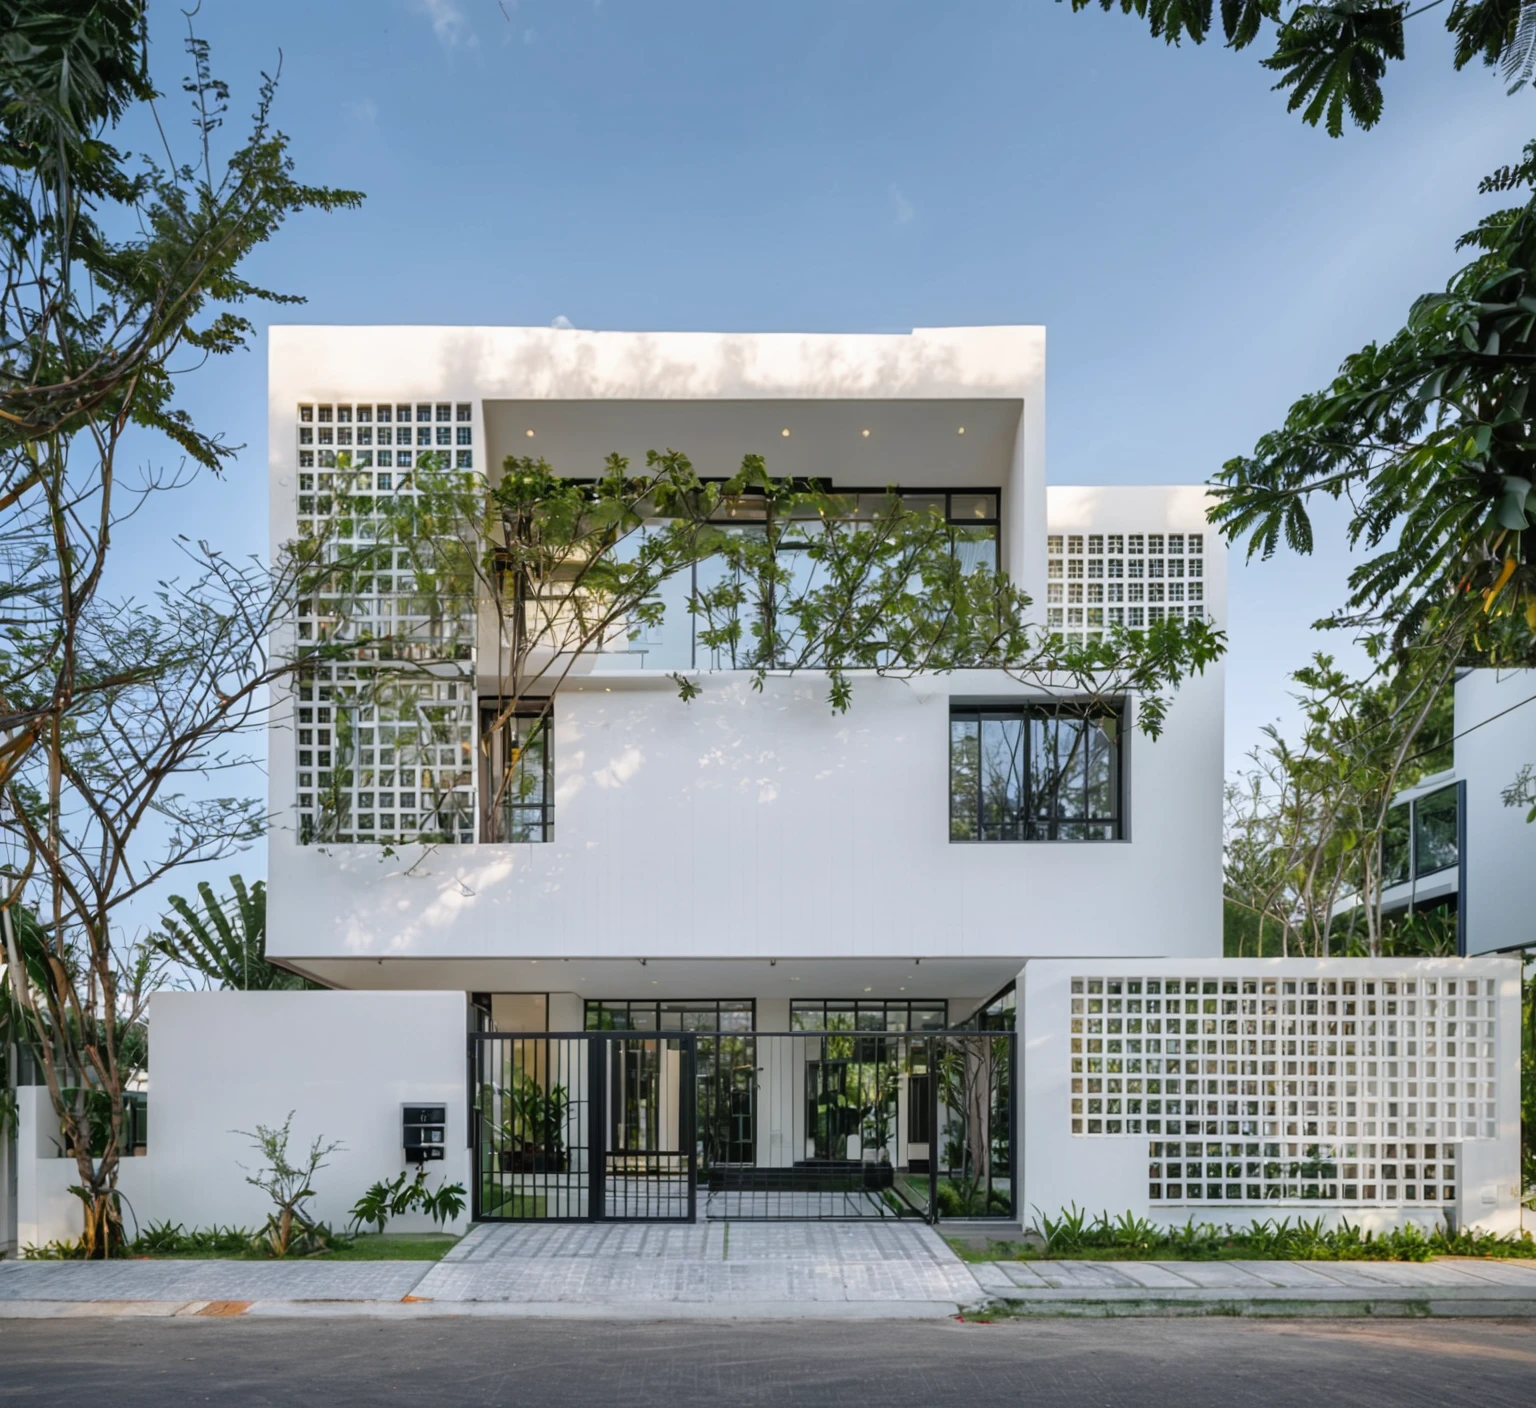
[259,324,1226,1220]
[1370,669,1535,956]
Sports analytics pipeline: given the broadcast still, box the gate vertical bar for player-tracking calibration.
[469,1036,482,1221]
[1008,1030,1019,1221]
[587,1034,606,1222]
[683,1034,698,1223]
[928,1036,940,1223]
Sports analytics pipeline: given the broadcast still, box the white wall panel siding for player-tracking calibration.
[268,666,1224,965]
[136,991,469,1238]
[1456,669,1536,955]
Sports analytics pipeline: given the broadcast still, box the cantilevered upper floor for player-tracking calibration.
[263,325,1227,984]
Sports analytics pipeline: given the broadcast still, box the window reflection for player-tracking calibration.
[951,704,1122,841]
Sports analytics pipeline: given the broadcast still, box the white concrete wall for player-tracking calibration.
[115,991,472,1239]
[1020,957,1524,1237]
[1456,669,1536,955]
[268,666,1225,965]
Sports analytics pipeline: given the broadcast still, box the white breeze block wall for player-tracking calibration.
[131,990,471,1237]
[1020,957,1525,1237]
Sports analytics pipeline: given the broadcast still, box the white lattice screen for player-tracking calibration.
[1046,531,1205,640]
[1069,974,1499,1208]
[292,400,478,846]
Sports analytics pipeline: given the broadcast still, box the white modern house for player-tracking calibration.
[252,324,1228,1223]
[5,325,1524,1249]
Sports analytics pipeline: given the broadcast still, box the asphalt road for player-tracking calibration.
[1,1315,1532,1406]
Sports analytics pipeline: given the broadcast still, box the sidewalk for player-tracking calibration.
[3,1223,1535,1319]
[965,1254,1536,1318]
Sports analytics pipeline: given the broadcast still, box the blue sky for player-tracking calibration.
[122,0,1531,850]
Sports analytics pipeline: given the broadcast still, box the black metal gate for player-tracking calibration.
[472,1033,696,1222]
[470,1030,1013,1224]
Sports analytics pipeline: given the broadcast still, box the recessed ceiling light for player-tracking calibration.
[864,986,872,993]
[525,429,535,437]
[957,426,966,435]
[861,428,871,438]
[781,427,791,438]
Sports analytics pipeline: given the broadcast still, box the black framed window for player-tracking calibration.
[950,704,1122,841]
[585,1000,755,1032]
[479,703,553,842]
[789,999,947,1032]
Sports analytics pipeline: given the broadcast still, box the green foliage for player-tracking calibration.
[149,876,311,991]
[1,5,362,1259]
[494,1072,571,1164]
[1063,2,1533,135]
[1212,144,1536,667]
[1030,1204,1536,1260]
[311,451,1222,845]
[235,1113,345,1257]
[348,1170,467,1234]
[1223,652,1460,956]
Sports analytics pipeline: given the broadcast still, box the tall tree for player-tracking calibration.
[0,5,362,1257]
[1223,643,1457,956]
[1,2,361,789]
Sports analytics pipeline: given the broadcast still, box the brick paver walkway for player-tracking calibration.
[411,1220,980,1306]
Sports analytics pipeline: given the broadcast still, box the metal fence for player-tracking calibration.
[470,1030,1014,1224]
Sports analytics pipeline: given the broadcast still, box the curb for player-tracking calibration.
[0,1298,973,1321]
[977,1288,1536,1319]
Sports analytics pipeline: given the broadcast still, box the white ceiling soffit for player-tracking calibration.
[482,398,1022,488]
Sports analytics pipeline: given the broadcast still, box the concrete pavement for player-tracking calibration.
[2,1221,1535,1318]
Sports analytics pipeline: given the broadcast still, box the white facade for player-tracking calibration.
[18,992,471,1247]
[264,325,1227,1000]
[1456,669,1536,956]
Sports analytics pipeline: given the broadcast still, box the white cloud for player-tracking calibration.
[889,184,915,226]
[414,0,472,49]
[550,314,574,330]
[343,96,378,126]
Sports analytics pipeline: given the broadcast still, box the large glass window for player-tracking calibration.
[1414,785,1459,877]
[950,704,1122,841]
[479,704,553,843]
[1380,783,1459,889]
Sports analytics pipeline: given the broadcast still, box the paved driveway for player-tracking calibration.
[410,1220,984,1312]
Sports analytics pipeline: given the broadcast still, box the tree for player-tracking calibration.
[1063,0,1536,136]
[1213,146,1536,669]
[149,875,312,992]
[0,8,362,1257]
[306,452,1225,848]
[1,3,361,792]
[1222,645,1457,956]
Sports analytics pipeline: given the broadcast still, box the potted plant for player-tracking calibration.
[497,1074,570,1173]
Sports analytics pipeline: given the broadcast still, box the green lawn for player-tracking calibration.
[124,1233,460,1262]
[946,1233,1536,1264]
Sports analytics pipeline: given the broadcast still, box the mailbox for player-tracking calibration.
[403,1104,447,1164]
